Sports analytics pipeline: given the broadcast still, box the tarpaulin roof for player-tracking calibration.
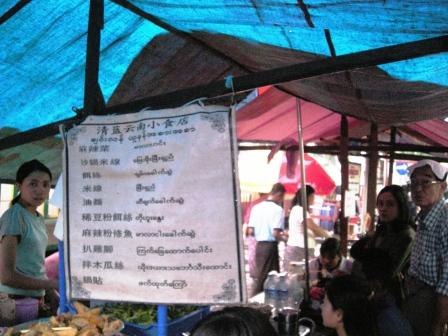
[1,1,448,182]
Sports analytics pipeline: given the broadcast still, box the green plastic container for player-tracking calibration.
[122,307,210,336]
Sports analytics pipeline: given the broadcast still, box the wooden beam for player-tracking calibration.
[1,35,447,151]
[0,0,31,25]
[83,0,104,117]
[105,35,448,115]
[381,153,448,163]
[0,116,82,151]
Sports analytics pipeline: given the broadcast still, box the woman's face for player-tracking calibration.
[376,191,399,223]
[308,193,315,206]
[18,171,51,211]
[321,294,342,330]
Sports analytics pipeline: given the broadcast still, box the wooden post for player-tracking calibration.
[83,0,104,117]
[366,123,379,231]
[339,116,349,256]
[388,127,396,185]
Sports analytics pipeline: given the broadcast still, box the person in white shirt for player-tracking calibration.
[247,183,286,294]
[284,185,330,272]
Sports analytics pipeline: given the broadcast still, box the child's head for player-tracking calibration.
[13,159,52,209]
[322,275,374,336]
[190,306,278,336]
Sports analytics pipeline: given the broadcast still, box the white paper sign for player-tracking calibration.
[63,104,245,304]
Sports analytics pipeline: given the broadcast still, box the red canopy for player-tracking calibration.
[236,86,448,147]
[236,87,366,143]
[278,153,336,195]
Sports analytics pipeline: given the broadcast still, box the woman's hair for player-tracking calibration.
[190,306,278,336]
[376,184,414,232]
[12,159,52,205]
[291,185,315,208]
[325,275,375,336]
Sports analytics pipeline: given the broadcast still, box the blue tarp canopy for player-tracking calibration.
[1,0,447,181]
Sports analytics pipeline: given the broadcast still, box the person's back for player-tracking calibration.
[249,201,283,242]
[247,183,286,294]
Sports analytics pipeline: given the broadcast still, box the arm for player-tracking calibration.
[271,206,286,242]
[432,295,448,336]
[273,228,287,242]
[0,235,58,290]
[305,218,330,238]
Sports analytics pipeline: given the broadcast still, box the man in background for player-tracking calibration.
[247,183,286,294]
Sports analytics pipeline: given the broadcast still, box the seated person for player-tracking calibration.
[321,275,376,336]
[189,306,278,336]
[361,248,413,336]
[306,238,353,307]
[308,237,353,287]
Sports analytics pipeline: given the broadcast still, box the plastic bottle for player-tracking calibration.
[276,272,289,310]
[264,271,279,308]
[287,272,305,308]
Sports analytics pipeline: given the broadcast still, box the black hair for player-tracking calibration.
[190,306,278,336]
[291,185,315,208]
[12,159,52,205]
[376,184,414,233]
[270,183,286,195]
[320,237,341,259]
[325,275,375,336]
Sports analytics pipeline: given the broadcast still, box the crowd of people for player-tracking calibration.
[0,158,446,335]
[245,159,448,336]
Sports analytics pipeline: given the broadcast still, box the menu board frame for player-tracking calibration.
[62,104,246,305]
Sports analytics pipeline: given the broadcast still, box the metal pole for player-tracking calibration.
[295,99,310,302]
[157,305,168,336]
[57,240,68,313]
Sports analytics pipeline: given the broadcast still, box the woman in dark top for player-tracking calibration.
[351,185,415,306]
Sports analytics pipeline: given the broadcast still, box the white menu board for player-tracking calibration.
[63,104,246,304]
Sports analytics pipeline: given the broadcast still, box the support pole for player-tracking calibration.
[388,127,396,185]
[157,305,168,336]
[83,0,104,117]
[339,116,349,256]
[58,241,68,313]
[366,123,379,231]
[295,99,310,302]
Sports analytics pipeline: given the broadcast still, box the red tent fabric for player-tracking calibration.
[278,153,336,195]
[406,119,448,147]
[236,86,448,147]
[236,87,367,143]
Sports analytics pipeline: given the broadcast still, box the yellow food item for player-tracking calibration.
[14,302,123,336]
